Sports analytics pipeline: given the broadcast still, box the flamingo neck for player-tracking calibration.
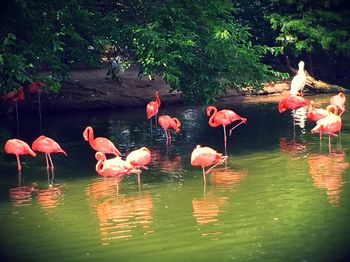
[207,106,218,127]
[156,93,161,107]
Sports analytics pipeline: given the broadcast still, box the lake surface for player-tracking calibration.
[1,94,350,261]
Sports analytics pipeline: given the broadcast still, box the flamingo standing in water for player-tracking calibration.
[289,61,307,96]
[306,100,328,122]
[95,152,142,192]
[278,95,309,113]
[330,92,346,115]
[206,106,247,156]
[5,139,36,171]
[311,105,342,152]
[146,91,161,131]
[32,135,67,170]
[158,115,181,145]
[83,126,121,157]
[2,87,25,136]
[191,145,228,184]
[126,147,152,169]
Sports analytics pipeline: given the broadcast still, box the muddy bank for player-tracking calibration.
[0,66,347,115]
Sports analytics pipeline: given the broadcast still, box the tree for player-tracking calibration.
[267,0,350,81]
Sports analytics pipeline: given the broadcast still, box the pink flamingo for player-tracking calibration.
[32,135,67,170]
[126,147,152,170]
[158,115,181,144]
[330,92,346,115]
[95,152,142,191]
[206,106,247,156]
[306,100,328,122]
[83,126,121,157]
[278,95,309,113]
[311,105,342,152]
[191,145,228,184]
[146,91,161,130]
[5,139,36,171]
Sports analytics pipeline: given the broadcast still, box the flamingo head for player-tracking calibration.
[206,106,216,116]
[83,126,91,141]
[326,105,338,115]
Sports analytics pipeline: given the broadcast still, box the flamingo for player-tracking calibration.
[158,115,181,144]
[311,105,342,152]
[28,82,46,127]
[146,91,161,130]
[83,126,121,157]
[126,147,152,169]
[191,145,228,184]
[206,106,247,156]
[32,135,67,170]
[290,61,306,96]
[306,100,328,122]
[95,152,142,191]
[2,87,25,136]
[330,92,346,115]
[4,139,36,171]
[278,95,309,113]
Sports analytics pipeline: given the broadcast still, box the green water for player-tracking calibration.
[1,94,350,261]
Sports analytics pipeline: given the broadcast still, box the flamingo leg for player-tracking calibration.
[223,125,227,156]
[45,154,50,170]
[205,156,228,175]
[15,155,21,171]
[164,129,169,144]
[47,153,55,170]
[137,174,141,191]
[202,166,206,183]
[229,121,245,136]
[150,119,153,133]
[168,130,172,144]
[328,135,331,153]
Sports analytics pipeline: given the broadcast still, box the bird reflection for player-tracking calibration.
[192,167,246,240]
[192,193,228,240]
[210,167,247,190]
[291,106,307,137]
[279,137,307,160]
[8,171,37,207]
[151,149,183,177]
[307,151,349,207]
[36,184,62,210]
[86,177,154,245]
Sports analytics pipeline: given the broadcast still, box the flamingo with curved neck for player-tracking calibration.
[83,126,121,156]
[207,106,247,156]
[158,115,181,145]
[146,91,161,130]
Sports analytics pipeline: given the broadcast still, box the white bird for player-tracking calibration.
[290,61,306,96]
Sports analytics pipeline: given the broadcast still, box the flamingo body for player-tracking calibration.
[158,115,181,144]
[83,126,121,156]
[311,106,342,136]
[306,100,328,122]
[5,139,36,171]
[278,95,309,113]
[146,91,161,119]
[191,145,228,181]
[32,135,67,170]
[28,82,46,94]
[95,152,141,177]
[126,147,151,168]
[290,61,306,96]
[2,88,25,103]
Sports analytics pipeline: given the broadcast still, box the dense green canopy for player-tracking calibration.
[1,0,349,103]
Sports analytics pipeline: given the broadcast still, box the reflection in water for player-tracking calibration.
[86,177,154,245]
[279,137,307,160]
[151,149,183,177]
[9,184,37,207]
[307,151,349,206]
[210,167,247,190]
[291,106,307,130]
[36,185,63,210]
[192,167,246,240]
